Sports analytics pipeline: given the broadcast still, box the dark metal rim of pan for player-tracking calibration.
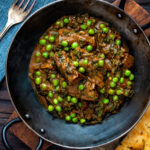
[5,0,150,149]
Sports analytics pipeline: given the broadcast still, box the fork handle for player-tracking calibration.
[0,21,13,40]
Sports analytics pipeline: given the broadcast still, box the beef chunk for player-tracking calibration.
[122,53,134,68]
[54,51,83,84]
[68,80,98,101]
[56,29,95,46]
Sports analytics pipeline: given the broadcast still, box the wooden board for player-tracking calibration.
[8,111,52,150]
[6,0,150,149]
[114,0,150,36]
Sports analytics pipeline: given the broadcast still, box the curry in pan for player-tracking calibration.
[29,14,134,124]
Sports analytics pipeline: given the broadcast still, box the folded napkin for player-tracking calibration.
[0,0,56,82]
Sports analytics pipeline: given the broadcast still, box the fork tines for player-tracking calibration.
[12,0,36,14]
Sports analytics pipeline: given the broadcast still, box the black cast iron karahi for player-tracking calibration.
[2,0,150,149]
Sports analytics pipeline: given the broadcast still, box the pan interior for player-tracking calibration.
[6,0,150,148]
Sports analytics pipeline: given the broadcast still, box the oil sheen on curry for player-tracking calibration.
[29,14,134,124]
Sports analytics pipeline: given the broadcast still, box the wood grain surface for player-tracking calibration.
[114,0,150,36]
[0,0,150,150]
[8,111,52,150]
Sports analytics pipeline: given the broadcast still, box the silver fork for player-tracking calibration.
[0,0,36,40]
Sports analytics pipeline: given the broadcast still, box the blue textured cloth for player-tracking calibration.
[0,0,56,82]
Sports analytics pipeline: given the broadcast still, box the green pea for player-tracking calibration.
[65,115,71,121]
[35,71,41,76]
[61,41,68,47]
[78,84,85,91]
[86,45,93,52]
[53,79,59,86]
[127,81,132,86]
[98,60,104,67]
[99,23,105,28]
[62,81,67,88]
[124,69,131,76]
[60,22,64,27]
[70,113,76,118]
[35,77,41,85]
[42,52,49,58]
[116,89,123,95]
[71,42,79,49]
[46,44,52,51]
[64,18,69,24]
[115,39,121,45]
[48,91,53,98]
[120,77,124,83]
[53,98,58,105]
[86,20,92,26]
[113,77,119,83]
[44,35,49,40]
[55,86,60,91]
[108,89,114,95]
[83,59,88,65]
[56,21,61,25]
[109,34,115,40]
[49,36,55,43]
[80,24,87,30]
[66,96,71,102]
[49,52,54,57]
[88,29,95,35]
[39,39,46,46]
[51,74,56,79]
[99,54,105,59]
[124,91,129,96]
[99,88,105,94]
[78,102,82,107]
[72,117,78,123]
[107,72,110,77]
[102,27,109,33]
[78,67,85,73]
[55,105,62,112]
[48,105,54,112]
[64,47,69,51]
[71,97,78,104]
[103,98,109,104]
[73,61,79,67]
[92,19,96,23]
[35,51,41,57]
[113,95,118,101]
[58,96,63,102]
[129,74,134,80]
[80,118,86,124]
[110,81,116,88]
[41,83,47,90]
